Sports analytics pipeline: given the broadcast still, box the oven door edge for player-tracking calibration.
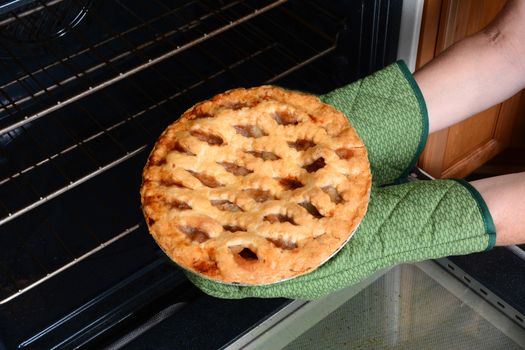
[397,0,424,72]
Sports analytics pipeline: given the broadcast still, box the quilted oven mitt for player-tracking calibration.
[185,61,496,300]
[322,60,428,186]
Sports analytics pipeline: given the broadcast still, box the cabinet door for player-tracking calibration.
[416,0,524,178]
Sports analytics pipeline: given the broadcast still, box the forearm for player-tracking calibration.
[471,172,525,246]
[414,0,525,133]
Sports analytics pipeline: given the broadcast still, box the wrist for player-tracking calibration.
[471,172,525,246]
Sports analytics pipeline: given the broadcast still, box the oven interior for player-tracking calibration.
[0,1,402,348]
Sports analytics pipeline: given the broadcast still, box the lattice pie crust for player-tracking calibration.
[141,86,371,285]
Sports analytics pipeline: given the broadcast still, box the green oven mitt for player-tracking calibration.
[184,61,496,300]
[187,179,496,299]
[321,60,428,185]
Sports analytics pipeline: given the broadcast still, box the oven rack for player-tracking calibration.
[0,0,343,303]
[0,0,289,133]
[0,0,338,133]
[0,0,339,222]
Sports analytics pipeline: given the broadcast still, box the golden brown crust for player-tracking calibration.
[141,86,371,285]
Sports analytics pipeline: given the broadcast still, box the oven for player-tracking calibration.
[0,1,523,349]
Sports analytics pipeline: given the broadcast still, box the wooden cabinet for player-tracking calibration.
[416,0,525,178]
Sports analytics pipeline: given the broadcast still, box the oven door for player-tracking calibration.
[224,261,525,350]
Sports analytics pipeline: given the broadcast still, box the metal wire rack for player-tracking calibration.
[0,0,343,303]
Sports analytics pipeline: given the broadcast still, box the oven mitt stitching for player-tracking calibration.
[186,179,496,300]
[321,60,428,185]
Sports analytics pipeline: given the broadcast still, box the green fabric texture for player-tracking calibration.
[187,180,492,300]
[321,60,428,185]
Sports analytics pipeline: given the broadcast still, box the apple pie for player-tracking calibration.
[141,86,371,285]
